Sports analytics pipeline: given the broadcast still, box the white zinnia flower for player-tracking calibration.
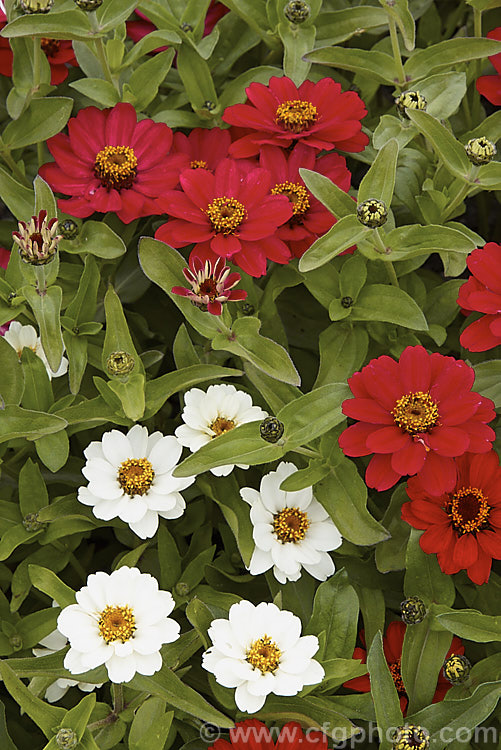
[33,629,103,703]
[77,424,195,539]
[202,600,324,713]
[241,462,342,584]
[175,384,267,476]
[57,567,180,684]
[4,320,68,378]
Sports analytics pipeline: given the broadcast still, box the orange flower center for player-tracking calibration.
[275,99,318,133]
[98,605,136,643]
[117,458,155,496]
[209,416,236,437]
[273,507,310,543]
[246,635,281,673]
[389,658,406,696]
[447,486,490,535]
[190,159,209,169]
[94,145,138,191]
[206,196,247,234]
[271,181,310,217]
[392,391,439,435]
[41,38,60,56]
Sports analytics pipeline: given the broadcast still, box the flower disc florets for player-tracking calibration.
[106,350,135,376]
[400,597,427,625]
[465,137,497,165]
[396,90,427,118]
[443,654,471,684]
[357,199,388,228]
[392,725,430,750]
[20,0,53,12]
[74,0,103,9]
[284,0,311,23]
[12,210,61,265]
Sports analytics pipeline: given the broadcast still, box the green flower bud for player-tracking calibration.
[341,296,353,309]
[19,0,53,12]
[56,728,78,750]
[392,725,430,750]
[175,582,190,596]
[181,22,193,32]
[260,416,284,444]
[241,302,255,316]
[465,137,497,166]
[357,199,388,228]
[400,596,427,625]
[106,351,135,377]
[443,654,471,685]
[74,0,103,9]
[284,0,311,23]
[9,634,23,650]
[60,219,79,240]
[22,512,45,532]
[395,90,427,118]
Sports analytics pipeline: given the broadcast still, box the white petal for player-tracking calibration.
[239,487,261,507]
[127,424,149,456]
[77,486,99,508]
[45,681,69,702]
[302,554,336,581]
[134,651,162,676]
[116,496,148,523]
[234,683,266,713]
[83,441,105,461]
[268,670,303,696]
[128,511,159,539]
[105,654,136,683]
[248,547,272,576]
[210,464,234,477]
[148,436,182,472]
[101,430,133,466]
[306,521,343,551]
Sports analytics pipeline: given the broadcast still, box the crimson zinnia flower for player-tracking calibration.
[155,158,293,277]
[172,248,247,315]
[344,622,464,714]
[223,76,369,158]
[402,452,501,585]
[259,143,351,258]
[458,242,501,352]
[476,27,501,106]
[210,719,328,749]
[338,345,495,495]
[39,103,184,224]
[171,127,232,174]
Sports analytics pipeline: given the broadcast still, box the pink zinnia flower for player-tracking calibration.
[172,248,246,315]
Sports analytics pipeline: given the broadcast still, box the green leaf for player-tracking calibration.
[123,49,175,111]
[34,175,57,218]
[95,0,138,31]
[176,44,218,112]
[279,460,329,492]
[35,430,69,473]
[63,332,88,396]
[406,109,471,180]
[0,701,17,750]
[0,660,65,739]
[28,564,76,608]
[157,526,182,591]
[108,372,146,421]
[18,458,48,517]
[380,223,476,262]
[300,167,356,219]
[70,79,120,107]
[65,256,100,326]
[315,7,388,45]
[404,37,501,82]
[418,72,467,120]
[401,620,453,714]
[129,697,173,750]
[473,360,501,408]
[277,383,350,447]
[435,609,501,643]
[2,97,73,151]
[259,694,359,736]
[102,285,144,376]
[20,348,53,412]
[315,324,368,389]
[404,529,455,606]
[366,632,403,750]
[0,405,67,443]
[358,139,399,207]
[0,335,24,406]
[380,0,415,50]
[1,10,94,41]
[0,166,34,220]
[60,220,126,259]
[22,285,63,375]
[351,284,428,330]
[298,214,368,272]
[278,21,316,86]
[307,571,360,660]
[304,46,398,85]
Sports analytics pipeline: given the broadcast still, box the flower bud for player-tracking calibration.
[284,0,311,23]
[175,582,190,596]
[106,351,135,377]
[241,302,255,316]
[465,137,496,166]
[19,0,53,12]
[392,725,430,750]
[60,219,79,240]
[12,210,61,265]
[74,0,103,9]
[22,512,45,533]
[357,199,388,228]
[9,634,23,650]
[400,596,427,625]
[260,416,284,443]
[443,654,471,685]
[341,296,353,309]
[395,90,427,118]
[56,728,78,750]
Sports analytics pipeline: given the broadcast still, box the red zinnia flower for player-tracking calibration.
[223,76,369,158]
[344,622,464,714]
[171,127,232,174]
[39,103,184,224]
[259,143,351,258]
[458,242,501,352]
[155,158,293,277]
[476,27,501,106]
[172,247,247,315]
[402,452,501,585]
[0,11,77,85]
[338,345,496,495]
[210,719,328,749]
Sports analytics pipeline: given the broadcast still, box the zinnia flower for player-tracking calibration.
[210,719,328,749]
[202,600,324,713]
[259,143,351,258]
[3,321,68,378]
[77,424,195,539]
[171,127,232,174]
[240,461,342,583]
[155,159,293,277]
[344,621,464,713]
[476,27,501,106]
[338,345,495,495]
[175,384,267,476]
[57,566,180,683]
[172,248,247,315]
[39,103,184,224]
[12,209,61,265]
[402,452,501,585]
[223,76,369,158]
[458,242,501,352]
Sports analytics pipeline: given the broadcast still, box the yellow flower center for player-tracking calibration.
[98,605,136,644]
[190,159,209,169]
[117,458,155,496]
[273,507,310,543]
[94,145,138,190]
[206,196,247,235]
[275,99,318,133]
[271,181,310,217]
[447,486,490,535]
[209,416,236,437]
[41,37,60,56]
[246,635,281,673]
[391,391,439,435]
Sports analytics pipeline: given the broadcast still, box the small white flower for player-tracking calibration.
[175,384,267,476]
[33,629,103,703]
[4,320,68,379]
[57,566,180,684]
[241,462,342,584]
[77,424,195,539]
[202,599,324,713]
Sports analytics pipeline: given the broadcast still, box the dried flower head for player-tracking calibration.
[12,210,61,265]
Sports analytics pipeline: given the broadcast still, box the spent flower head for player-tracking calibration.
[12,210,61,265]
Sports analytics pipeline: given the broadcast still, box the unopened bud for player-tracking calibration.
[60,219,79,240]
[284,0,311,23]
[259,416,284,444]
[19,0,53,12]
[22,512,45,532]
[392,725,430,750]
[465,137,496,166]
[56,728,78,750]
[395,90,427,118]
[9,634,23,650]
[357,199,388,228]
[443,654,471,685]
[106,351,135,377]
[241,302,255,316]
[12,210,61,265]
[74,0,103,9]
[400,596,427,625]
[175,582,190,596]
[341,296,353,309]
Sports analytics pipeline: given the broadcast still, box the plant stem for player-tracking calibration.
[388,17,405,88]
[112,683,125,714]
[384,261,400,288]
[0,147,31,186]
[442,169,478,221]
[290,446,321,459]
[94,36,116,88]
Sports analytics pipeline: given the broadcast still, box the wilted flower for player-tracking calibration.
[12,210,61,265]
[395,90,427,117]
[465,136,497,165]
[172,250,247,315]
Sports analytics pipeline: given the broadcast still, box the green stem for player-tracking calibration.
[94,36,116,88]
[442,169,478,221]
[112,683,125,715]
[471,8,483,123]
[388,17,405,88]
[290,446,321,459]
[0,148,31,186]
[384,261,400,288]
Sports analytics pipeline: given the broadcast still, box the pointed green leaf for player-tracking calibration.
[406,109,471,179]
[351,284,428,330]
[298,214,368,272]
[28,564,76,608]
[0,660,65,739]
[22,285,63,374]
[358,139,399,207]
[2,97,73,151]
[300,167,356,219]
[404,37,501,82]
[367,632,403,750]
[304,47,397,85]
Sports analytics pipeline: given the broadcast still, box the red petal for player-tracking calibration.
[365,453,401,490]
[366,426,410,454]
[416,453,457,496]
[426,426,470,457]
[338,422,376,457]
[342,398,394,425]
[391,439,427,476]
